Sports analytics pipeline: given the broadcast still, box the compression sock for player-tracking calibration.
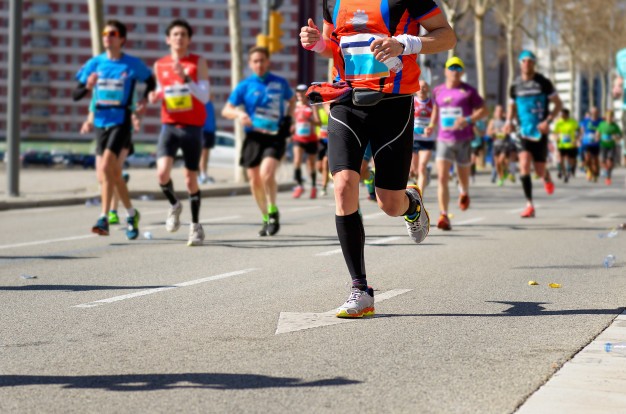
[160,180,178,205]
[311,171,317,188]
[189,191,201,224]
[521,174,533,202]
[336,211,367,290]
[268,204,278,214]
[294,167,303,186]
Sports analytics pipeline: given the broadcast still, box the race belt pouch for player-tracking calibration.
[306,82,352,105]
[352,88,385,107]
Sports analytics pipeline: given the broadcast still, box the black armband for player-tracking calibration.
[72,82,89,101]
[143,75,157,100]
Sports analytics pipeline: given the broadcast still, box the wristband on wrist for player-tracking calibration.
[465,116,473,125]
[393,34,423,55]
[304,38,327,54]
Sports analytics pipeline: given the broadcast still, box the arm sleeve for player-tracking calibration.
[188,80,210,104]
[72,83,89,101]
[142,75,157,99]
[407,0,441,21]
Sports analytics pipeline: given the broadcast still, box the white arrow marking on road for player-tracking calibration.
[275,289,413,334]
[73,268,257,308]
[455,217,485,226]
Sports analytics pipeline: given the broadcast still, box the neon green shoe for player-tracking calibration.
[108,210,119,225]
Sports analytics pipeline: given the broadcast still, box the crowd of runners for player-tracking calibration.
[72,3,626,318]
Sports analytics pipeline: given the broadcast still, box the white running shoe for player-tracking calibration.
[165,202,182,233]
[404,186,430,244]
[187,223,204,246]
[336,287,375,318]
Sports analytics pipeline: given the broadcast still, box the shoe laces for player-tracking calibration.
[346,288,364,304]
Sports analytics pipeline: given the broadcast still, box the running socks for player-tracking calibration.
[126,207,136,218]
[160,180,178,205]
[336,211,367,290]
[294,167,303,186]
[311,171,316,188]
[189,191,201,224]
[403,189,419,218]
[521,174,532,201]
[268,204,278,215]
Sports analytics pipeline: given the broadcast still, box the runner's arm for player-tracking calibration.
[300,19,334,59]
[486,119,496,137]
[416,13,456,55]
[546,94,562,124]
[186,57,210,104]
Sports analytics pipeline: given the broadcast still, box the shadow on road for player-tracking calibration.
[0,373,360,391]
[0,256,96,261]
[375,301,624,318]
[0,285,171,292]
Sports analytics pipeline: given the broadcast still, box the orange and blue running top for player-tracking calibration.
[323,0,441,95]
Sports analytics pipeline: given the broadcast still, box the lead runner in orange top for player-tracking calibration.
[300,1,456,319]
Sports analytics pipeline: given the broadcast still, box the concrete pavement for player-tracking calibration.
[0,162,297,211]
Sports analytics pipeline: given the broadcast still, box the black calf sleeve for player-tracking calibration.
[336,212,366,287]
[521,174,532,202]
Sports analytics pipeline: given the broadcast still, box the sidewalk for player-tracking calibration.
[0,162,296,211]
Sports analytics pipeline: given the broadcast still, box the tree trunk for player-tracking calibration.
[599,71,607,114]
[569,54,576,113]
[505,0,515,93]
[587,71,595,111]
[227,0,246,183]
[474,13,486,98]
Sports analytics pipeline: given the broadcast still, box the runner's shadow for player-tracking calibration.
[0,285,171,292]
[0,373,360,391]
[374,302,624,318]
[0,256,96,260]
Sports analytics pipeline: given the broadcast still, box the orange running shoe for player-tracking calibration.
[292,186,304,199]
[459,194,470,211]
[520,205,535,218]
[310,187,317,199]
[437,214,452,231]
[544,181,555,195]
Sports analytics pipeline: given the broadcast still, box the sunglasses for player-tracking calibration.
[102,30,120,38]
[447,65,463,72]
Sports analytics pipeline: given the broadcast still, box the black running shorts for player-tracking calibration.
[95,119,132,157]
[317,140,328,161]
[328,95,413,191]
[558,148,578,158]
[157,124,203,171]
[202,131,216,149]
[240,131,287,168]
[516,135,548,163]
[294,141,319,155]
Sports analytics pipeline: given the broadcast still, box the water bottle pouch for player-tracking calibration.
[352,88,385,107]
[306,82,352,105]
[340,33,390,81]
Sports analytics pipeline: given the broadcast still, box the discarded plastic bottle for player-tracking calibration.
[605,342,626,354]
[603,254,616,269]
[607,229,618,238]
[143,231,153,240]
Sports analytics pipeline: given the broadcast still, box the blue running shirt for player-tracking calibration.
[580,117,602,146]
[228,73,293,135]
[76,53,152,128]
[510,73,556,141]
[203,101,216,133]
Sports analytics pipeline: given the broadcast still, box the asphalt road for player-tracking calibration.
[1,171,625,413]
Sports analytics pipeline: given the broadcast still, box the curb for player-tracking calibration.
[0,182,297,211]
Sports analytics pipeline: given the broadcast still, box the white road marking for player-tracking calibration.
[73,268,257,308]
[314,236,402,256]
[362,212,386,220]
[455,217,485,226]
[283,206,322,214]
[0,235,97,251]
[275,289,413,334]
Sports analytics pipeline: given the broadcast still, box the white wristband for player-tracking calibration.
[305,38,327,54]
[394,34,422,55]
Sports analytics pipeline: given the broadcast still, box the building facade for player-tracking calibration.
[0,0,303,141]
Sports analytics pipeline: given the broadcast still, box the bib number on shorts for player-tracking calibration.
[164,84,193,113]
[340,33,390,81]
[440,107,462,131]
[96,79,124,106]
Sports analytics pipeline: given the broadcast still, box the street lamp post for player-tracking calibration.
[7,0,23,197]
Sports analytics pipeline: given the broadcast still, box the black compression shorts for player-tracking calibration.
[328,95,413,191]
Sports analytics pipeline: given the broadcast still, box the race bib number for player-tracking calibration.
[495,132,506,140]
[413,117,430,136]
[601,133,612,142]
[296,122,311,137]
[164,84,193,113]
[96,79,124,106]
[319,125,328,139]
[560,134,572,144]
[440,107,462,131]
[252,107,280,135]
[340,33,390,81]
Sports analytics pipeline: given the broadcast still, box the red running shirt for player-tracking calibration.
[293,104,318,143]
[155,54,207,126]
